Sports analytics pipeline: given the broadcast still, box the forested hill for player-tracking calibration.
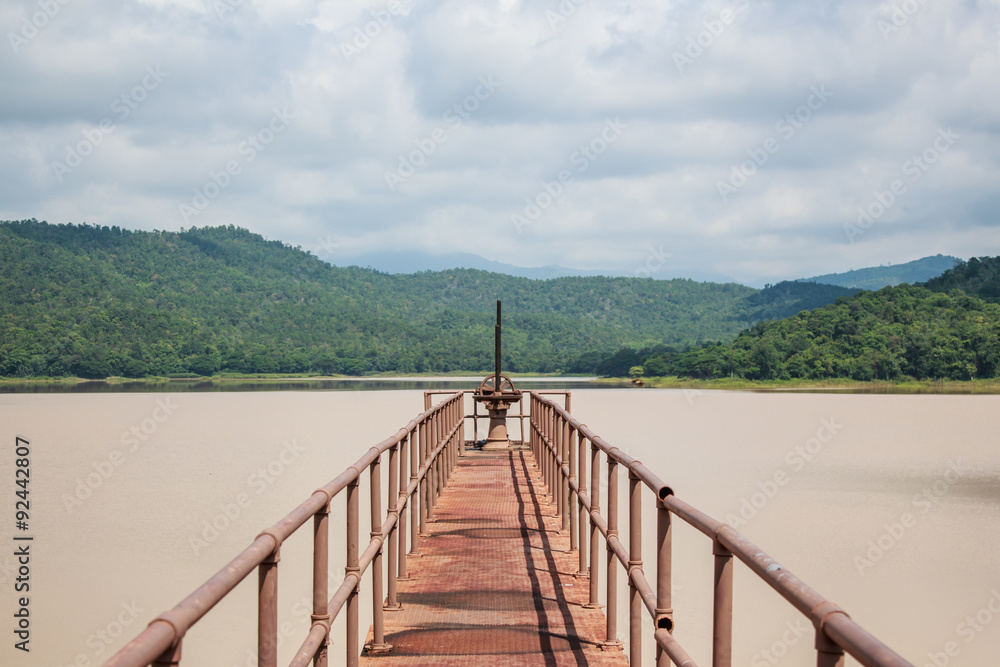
[0,220,853,378]
[614,257,1000,381]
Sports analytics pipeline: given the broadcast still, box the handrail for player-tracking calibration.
[104,391,465,667]
[527,390,912,667]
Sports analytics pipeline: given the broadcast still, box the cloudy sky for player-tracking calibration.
[2,0,998,284]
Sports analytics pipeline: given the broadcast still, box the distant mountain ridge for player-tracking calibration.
[331,250,739,284]
[797,254,961,290]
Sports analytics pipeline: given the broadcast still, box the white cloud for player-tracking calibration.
[1,0,998,283]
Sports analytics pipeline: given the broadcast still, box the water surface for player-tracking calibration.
[0,389,996,667]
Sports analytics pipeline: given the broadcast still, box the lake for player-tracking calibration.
[0,387,997,666]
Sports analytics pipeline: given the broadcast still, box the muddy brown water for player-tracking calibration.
[0,389,997,667]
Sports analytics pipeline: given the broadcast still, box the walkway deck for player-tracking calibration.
[361,449,627,666]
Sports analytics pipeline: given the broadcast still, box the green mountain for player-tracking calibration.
[619,258,1000,381]
[0,220,854,379]
[797,254,961,290]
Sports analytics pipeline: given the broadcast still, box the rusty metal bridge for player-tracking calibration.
[104,388,913,667]
[104,304,912,666]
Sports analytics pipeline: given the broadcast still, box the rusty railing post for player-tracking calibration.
[602,455,622,649]
[411,424,422,553]
[419,418,429,536]
[346,474,360,667]
[428,412,436,516]
[472,397,478,443]
[568,425,578,548]
[152,640,183,666]
[369,456,390,653]
[576,433,587,576]
[586,440,601,609]
[398,433,411,580]
[816,628,846,667]
[713,539,733,667]
[386,441,401,609]
[258,535,280,667]
[547,404,555,500]
[559,416,574,528]
[312,493,332,667]
[629,469,642,666]
[656,497,673,667]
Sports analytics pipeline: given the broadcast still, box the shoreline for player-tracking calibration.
[1,373,998,394]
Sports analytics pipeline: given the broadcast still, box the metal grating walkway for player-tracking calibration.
[361,449,627,666]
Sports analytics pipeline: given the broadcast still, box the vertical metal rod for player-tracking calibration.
[346,476,360,667]
[629,470,642,667]
[152,640,182,666]
[386,443,400,609]
[656,498,673,667]
[419,419,429,535]
[587,441,601,608]
[258,542,279,667]
[554,410,561,513]
[429,411,436,503]
[398,434,410,580]
[410,425,421,554]
[313,500,331,667]
[712,540,734,667]
[552,406,558,504]
[495,299,501,390]
[603,456,621,648]
[460,394,466,454]
[370,457,389,651]
[472,399,478,443]
[816,630,846,667]
[577,434,587,575]
[568,426,578,549]
[563,418,572,531]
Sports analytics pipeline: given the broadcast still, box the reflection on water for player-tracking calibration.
[0,376,624,393]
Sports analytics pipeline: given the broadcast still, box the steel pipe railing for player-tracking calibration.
[528,391,911,667]
[104,392,465,667]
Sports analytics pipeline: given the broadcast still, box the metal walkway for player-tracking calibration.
[360,449,626,666]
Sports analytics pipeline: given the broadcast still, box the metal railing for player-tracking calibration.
[104,391,465,667]
[528,391,913,667]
